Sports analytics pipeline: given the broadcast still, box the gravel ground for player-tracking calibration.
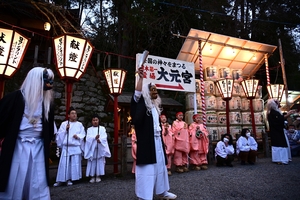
[50,157,300,200]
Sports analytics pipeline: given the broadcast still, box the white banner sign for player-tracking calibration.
[136,54,195,92]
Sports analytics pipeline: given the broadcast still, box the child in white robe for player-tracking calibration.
[84,114,111,183]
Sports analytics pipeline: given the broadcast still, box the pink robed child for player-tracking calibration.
[160,115,175,175]
[130,126,137,173]
[172,112,190,173]
[188,114,209,170]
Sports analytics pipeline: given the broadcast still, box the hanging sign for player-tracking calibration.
[136,53,195,92]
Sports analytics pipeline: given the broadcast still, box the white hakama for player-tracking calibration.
[271,146,289,164]
[55,146,83,182]
[135,132,170,200]
[84,126,111,177]
[0,131,50,200]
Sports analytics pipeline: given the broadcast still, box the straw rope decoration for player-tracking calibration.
[198,40,206,129]
[264,54,270,85]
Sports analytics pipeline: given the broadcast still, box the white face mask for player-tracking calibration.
[223,138,229,143]
[246,132,251,137]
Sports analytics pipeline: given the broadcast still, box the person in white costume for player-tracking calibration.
[84,114,111,183]
[54,107,86,186]
[236,128,258,165]
[130,66,177,200]
[215,133,235,167]
[0,67,55,200]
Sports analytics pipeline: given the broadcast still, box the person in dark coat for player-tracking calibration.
[0,67,55,199]
[266,99,295,165]
[131,66,177,200]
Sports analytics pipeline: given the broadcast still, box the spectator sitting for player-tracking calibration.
[285,124,300,157]
[236,128,258,165]
[215,133,235,167]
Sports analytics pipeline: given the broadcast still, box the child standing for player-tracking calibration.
[84,114,111,183]
[172,112,190,173]
[188,114,209,170]
[160,115,175,175]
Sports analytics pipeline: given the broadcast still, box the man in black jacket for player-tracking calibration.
[131,66,177,200]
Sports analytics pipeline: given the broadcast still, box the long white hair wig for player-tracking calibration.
[20,67,54,120]
[266,98,281,115]
[141,83,162,116]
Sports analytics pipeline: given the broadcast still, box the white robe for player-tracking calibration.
[55,121,86,182]
[135,107,169,200]
[215,141,235,158]
[0,101,50,200]
[236,136,257,155]
[84,126,111,177]
[271,128,289,164]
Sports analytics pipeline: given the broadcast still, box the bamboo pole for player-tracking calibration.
[278,38,290,110]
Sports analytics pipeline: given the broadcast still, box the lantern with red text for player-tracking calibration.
[53,34,94,118]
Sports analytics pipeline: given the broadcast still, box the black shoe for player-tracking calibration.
[241,161,246,165]
[226,163,233,167]
[248,161,254,165]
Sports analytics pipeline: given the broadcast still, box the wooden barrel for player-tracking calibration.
[232,69,243,82]
[229,96,242,111]
[217,112,227,126]
[241,112,252,125]
[229,111,242,125]
[204,66,218,81]
[219,67,231,79]
[204,81,215,95]
[205,95,217,110]
[206,111,218,125]
[241,98,250,111]
[185,92,202,111]
[216,97,226,111]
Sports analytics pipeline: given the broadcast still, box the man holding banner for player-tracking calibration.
[131,66,177,200]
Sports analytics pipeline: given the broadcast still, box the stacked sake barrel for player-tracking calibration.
[185,65,265,141]
[240,87,265,139]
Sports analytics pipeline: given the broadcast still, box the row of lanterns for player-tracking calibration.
[0,28,127,98]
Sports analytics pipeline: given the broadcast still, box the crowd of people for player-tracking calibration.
[0,66,300,200]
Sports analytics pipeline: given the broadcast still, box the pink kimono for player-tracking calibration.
[189,122,209,166]
[161,122,175,170]
[131,129,137,173]
[172,120,190,166]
